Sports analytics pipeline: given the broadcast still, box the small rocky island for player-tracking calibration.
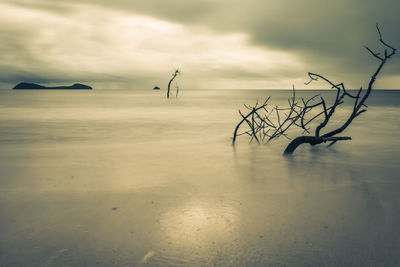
[13,82,92,90]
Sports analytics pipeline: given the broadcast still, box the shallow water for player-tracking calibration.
[0,89,399,266]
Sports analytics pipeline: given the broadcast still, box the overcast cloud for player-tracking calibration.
[0,0,399,89]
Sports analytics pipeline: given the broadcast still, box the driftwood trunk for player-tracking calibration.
[283,136,351,154]
[167,70,179,98]
[232,24,395,155]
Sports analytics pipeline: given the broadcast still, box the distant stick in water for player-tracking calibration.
[167,69,180,98]
[232,24,396,155]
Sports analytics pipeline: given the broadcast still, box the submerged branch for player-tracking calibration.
[232,24,395,155]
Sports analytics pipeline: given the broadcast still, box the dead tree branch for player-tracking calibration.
[232,24,396,155]
[167,69,180,99]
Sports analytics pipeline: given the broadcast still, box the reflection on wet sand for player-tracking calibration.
[160,200,238,245]
[156,199,239,265]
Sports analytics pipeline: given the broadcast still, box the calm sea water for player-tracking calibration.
[0,89,399,266]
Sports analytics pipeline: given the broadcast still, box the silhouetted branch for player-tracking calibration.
[167,69,180,98]
[232,24,396,155]
[283,136,352,154]
[232,97,271,145]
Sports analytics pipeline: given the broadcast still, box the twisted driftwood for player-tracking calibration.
[232,24,396,155]
[167,69,180,98]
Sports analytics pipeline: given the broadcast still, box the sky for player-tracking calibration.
[0,0,399,89]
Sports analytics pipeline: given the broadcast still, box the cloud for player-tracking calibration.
[0,0,399,89]
[0,1,307,89]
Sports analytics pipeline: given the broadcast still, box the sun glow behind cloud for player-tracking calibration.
[0,2,305,89]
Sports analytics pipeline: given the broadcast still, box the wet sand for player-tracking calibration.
[0,89,399,266]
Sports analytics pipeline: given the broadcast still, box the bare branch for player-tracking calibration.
[232,24,396,154]
[365,46,384,61]
[167,69,180,98]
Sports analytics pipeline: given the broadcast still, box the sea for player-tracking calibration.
[0,89,399,266]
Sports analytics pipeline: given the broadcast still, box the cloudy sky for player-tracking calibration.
[0,0,399,89]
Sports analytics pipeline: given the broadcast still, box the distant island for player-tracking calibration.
[13,82,92,90]
[153,86,160,90]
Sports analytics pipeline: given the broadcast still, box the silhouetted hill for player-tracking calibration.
[13,83,92,90]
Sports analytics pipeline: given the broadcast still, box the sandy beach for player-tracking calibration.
[0,89,399,266]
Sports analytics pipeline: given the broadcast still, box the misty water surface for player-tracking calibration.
[0,89,399,266]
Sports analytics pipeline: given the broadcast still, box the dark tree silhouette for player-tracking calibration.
[167,69,180,98]
[232,24,396,155]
